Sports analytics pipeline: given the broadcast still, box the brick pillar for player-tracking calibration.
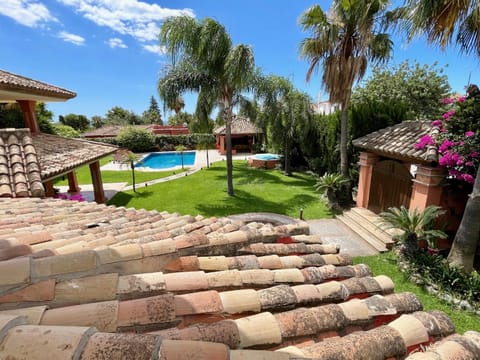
[356,152,379,208]
[409,165,446,212]
[67,171,81,193]
[44,181,56,197]
[17,100,40,134]
[89,161,106,204]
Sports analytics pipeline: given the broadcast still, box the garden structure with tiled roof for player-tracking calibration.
[353,120,471,251]
[214,116,263,155]
[0,69,117,203]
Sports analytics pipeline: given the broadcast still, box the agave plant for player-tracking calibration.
[314,173,349,210]
[380,205,448,253]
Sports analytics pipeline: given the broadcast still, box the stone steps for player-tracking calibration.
[337,208,395,253]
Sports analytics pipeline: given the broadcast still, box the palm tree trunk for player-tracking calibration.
[224,104,234,196]
[447,166,480,272]
[206,149,210,168]
[284,138,291,176]
[340,106,349,178]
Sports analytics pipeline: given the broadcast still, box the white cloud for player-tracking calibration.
[0,0,57,27]
[142,44,166,56]
[108,37,127,49]
[58,31,85,45]
[57,0,194,43]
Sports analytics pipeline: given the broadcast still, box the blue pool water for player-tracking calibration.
[136,151,196,169]
[252,153,281,161]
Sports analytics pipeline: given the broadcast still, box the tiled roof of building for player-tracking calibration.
[0,69,76,102]
[31,133,118,181]
[82,125,151,138]
[214,116,262,135]
[352,120,438,164]
[0,129,44,198]
[0,197,478,359]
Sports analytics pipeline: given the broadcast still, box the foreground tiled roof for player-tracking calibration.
[214,116,262,135]
[31,133,118,180]
[352,120,438,164]
[0,197,478,359]
[0,69,76,101]
[0,129,44,198]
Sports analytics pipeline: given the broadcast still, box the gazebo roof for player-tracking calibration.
[352,120,438,164]
[31,133,118,181]
[214,116,262,135]
[0,69,76,103]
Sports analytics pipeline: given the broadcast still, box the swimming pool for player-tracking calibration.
[136,151,196,170]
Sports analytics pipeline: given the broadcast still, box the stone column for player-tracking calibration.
[67,171,81,193]
[356,152,379,208]
[17,100,40,134]
[89,161,106,204]
[409,165,446,212]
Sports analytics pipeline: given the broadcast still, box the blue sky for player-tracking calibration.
[1,0,479,121]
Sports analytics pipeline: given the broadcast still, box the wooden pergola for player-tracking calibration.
[0,69,116,203]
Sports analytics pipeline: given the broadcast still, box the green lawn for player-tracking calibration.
[354,252,480,333]
[53,156,186,186]
[108,160,332,219]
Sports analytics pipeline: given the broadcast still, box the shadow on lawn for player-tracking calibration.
[195,188,319,218]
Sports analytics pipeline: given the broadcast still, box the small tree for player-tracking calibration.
[143,96,163,124]
[59,113,90,131]
[175,145,187,169]
[196,135,216,168]
[126,152,140,192]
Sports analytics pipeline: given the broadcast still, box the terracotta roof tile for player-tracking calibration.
[0,196,475,359]
[214,116,263,135]
[32,133,117,180]
[0,69,76,101]
[352,120,437,164]
[0,129,44,198]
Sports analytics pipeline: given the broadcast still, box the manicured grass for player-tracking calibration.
[354,251,480,333]
[108,160,332,219]
[53,156,186,186]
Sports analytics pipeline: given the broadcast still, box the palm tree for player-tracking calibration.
[401,0,480,56]
[158,16,255,196]
[175,144,186,169]
[398,1,480,271]
[255,75,314,176]
[299,1,393,178]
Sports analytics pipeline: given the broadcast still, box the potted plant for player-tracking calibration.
[380,205,448,255]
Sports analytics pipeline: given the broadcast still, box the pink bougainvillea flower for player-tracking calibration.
[465,131,475,137]
[442,98,454,104]
[458,96,466,103]
[465,161,474,167]
[432,120,443,127]
[414,134,435,149]
[438,139,454,153]
[462,173,474,184]
[470,152,479,158]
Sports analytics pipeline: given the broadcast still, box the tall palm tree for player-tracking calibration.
[397,1,480,271]
[299,1,393,178]
[158,16,255,196]
[401,0,480,56]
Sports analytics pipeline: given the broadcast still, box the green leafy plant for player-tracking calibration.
[380,205,448,253]
[314,172,349,211]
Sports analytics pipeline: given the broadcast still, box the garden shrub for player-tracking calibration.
[116,127,155,152]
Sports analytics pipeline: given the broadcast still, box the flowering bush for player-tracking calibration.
[415,85,480,184]
[54,192,86,202]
